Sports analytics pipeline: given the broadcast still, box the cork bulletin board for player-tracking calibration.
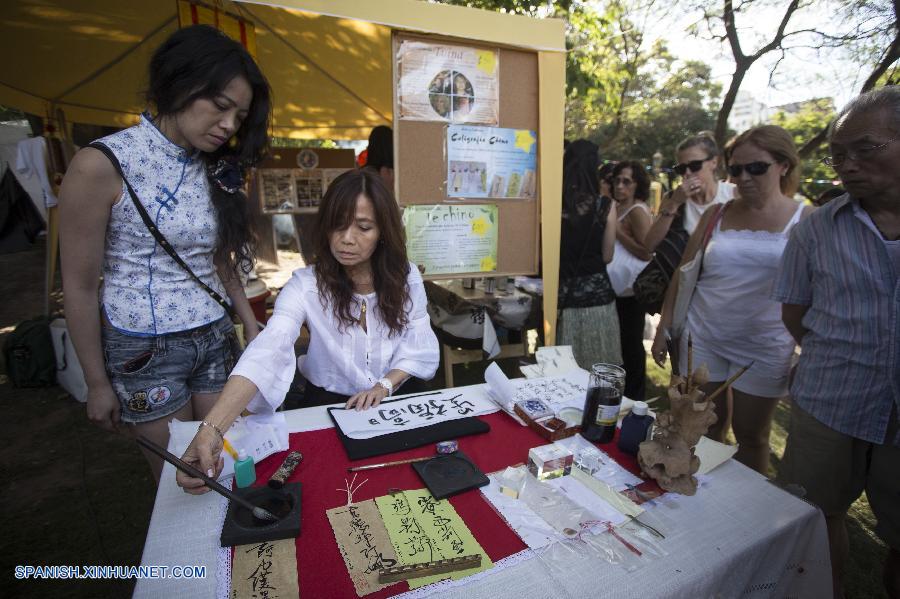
[394,33,541,279]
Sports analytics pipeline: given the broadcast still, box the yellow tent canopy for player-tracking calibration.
[0,0,566,343]
[1,0,564,139]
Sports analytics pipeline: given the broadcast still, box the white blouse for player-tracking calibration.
[232,263,440,413]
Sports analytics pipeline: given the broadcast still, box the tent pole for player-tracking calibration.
[44,104,73,316]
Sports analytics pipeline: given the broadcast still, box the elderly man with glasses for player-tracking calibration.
[773,85,900,599]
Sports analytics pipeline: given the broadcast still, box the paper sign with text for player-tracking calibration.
[375,489,492,589]
[231,539,299,599]
[327,500,399,596]
[331,390,496,440]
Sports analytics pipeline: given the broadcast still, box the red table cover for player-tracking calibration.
[247,411,647,598]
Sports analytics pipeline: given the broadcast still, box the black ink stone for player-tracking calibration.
[411,451,489,500]
[220,483,302,547]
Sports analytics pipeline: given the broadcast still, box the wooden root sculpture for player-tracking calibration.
[637,363,717,496]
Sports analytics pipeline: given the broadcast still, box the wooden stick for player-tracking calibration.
[347,456,434,472]
[706,361,755,402]
[378,555,482,583]
[686,333,694,392]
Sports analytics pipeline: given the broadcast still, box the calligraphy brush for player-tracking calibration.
[136,436,278,522]
[705,361,755,402]
[347,455,435,472]
[686,332,693,391]
[664,329,679,376]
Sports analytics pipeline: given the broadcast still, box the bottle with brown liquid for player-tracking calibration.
[581,363,626,443]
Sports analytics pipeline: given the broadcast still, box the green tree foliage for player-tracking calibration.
[438,0,724,164]
[597,59,722,163]
[770,99,840,201]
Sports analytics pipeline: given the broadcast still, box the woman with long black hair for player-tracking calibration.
[176,169,439,494]
[59,25,271,481]
[557,140,620,369]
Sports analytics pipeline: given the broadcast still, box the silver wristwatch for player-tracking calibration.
[376,377,394,396]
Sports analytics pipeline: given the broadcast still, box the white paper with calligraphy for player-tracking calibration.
[484,362,589,423]
[231,539,299,599]
[327,500,399,596]
[374,489,492,589]
[331,389,496,440]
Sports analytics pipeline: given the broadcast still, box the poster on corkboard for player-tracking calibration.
[259,169,296,213]
[402,204,499,275]
[447,125,537,199]
[398,41,499,125]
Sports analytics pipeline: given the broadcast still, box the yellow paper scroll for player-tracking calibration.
[374,490,492,589]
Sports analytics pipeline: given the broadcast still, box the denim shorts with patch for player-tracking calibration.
[102,316,240,424]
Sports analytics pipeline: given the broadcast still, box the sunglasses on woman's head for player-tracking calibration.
[727,161,773,177]
[673,156,713,176]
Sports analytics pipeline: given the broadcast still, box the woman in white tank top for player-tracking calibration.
[651,126,814,474]
[610,161,653,401]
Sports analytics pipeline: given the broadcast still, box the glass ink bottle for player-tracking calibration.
[581,363,626,443]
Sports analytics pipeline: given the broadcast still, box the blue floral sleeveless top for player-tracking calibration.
[96,114,228,335]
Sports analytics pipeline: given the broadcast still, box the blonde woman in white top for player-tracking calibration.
[644,132,736,251]
[652,126,814,474]
[177,169,440,493]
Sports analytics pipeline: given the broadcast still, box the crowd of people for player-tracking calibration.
[54,23,897,599]
[560,88,899,597]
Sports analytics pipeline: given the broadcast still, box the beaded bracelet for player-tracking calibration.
[199,420,225,440]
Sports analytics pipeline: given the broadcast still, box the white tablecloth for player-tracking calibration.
[135,383,831,599]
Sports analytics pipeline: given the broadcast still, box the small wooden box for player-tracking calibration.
[513,404,581,442]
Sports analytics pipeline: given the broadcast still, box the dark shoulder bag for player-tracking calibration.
[633,205,690,315]
[88,142,237,319]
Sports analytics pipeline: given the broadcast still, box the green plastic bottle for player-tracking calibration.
[234,449,256,488]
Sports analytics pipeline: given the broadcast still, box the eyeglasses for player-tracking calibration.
[673,156,714,176]
[822,138,896,167]
[614,177,635,186]
[727,161,773,177]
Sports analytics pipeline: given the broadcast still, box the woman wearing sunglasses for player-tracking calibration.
[644,132,736,251]
[651,125,813,474]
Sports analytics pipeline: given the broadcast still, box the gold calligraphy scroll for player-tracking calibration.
[327,500,400,596]
[231,539,299,598]
[177,0,257,58]
[375,489,492,589]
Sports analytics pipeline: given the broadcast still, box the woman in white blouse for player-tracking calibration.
[177,169,439,492]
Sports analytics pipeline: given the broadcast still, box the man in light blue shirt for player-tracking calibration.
[773,86,900,599]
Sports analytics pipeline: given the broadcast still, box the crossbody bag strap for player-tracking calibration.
[89,142,236,319]
[700,202,727,249]
[695,202,727,276]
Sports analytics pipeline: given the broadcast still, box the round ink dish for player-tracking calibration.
[233,489,294,528]
[412,451,490,499]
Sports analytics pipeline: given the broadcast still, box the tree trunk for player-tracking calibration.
[714,62,749,147]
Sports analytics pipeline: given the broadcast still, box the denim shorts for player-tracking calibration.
[102,316,240,424]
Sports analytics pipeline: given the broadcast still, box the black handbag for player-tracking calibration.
[632,206,690,315]
[88,142,237,319]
